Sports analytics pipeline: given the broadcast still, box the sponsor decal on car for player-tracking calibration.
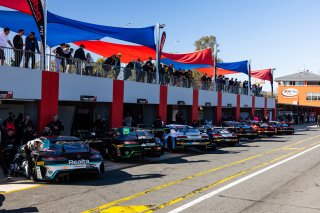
[68,159,90,165]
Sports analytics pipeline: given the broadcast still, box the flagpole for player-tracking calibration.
[248,60,251,96]
[271,68,275,98]
[41,0,47,71]
[155,23,159,84]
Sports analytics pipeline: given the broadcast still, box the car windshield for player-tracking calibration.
[135,130,154,137]
[176,128,200,134]
[260,123,269,127]
[50,141,89,153]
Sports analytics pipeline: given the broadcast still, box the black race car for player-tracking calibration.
[222,121,258,140]
[14,136,104,181]
[269,121,295,135]
[206,127,239,146]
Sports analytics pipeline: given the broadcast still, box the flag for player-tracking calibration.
[216,60,249,75]
[251,69,273,81]
[26,0,45,50]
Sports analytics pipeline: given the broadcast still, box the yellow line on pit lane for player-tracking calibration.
[0,184,42,195]
[82,135,320,213]
[142,149,305,213]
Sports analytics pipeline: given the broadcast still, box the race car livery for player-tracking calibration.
[16,136,104,181]
[163,125,213,151]
[206,127,239,146]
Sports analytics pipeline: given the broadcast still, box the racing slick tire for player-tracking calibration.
[100,162,105,173]
[30,165,38,182]
[167,137,174,152]
[108,145,120,162]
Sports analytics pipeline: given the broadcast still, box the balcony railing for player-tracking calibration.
[0,46,266,97]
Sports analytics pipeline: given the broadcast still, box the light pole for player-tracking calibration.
[155,23,165,84]
[271,68,276,97]
[174,40,180,53]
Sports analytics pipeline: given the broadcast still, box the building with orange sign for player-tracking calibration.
[275,70,320,123]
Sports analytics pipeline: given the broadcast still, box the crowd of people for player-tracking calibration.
[0,112,64,177]
[1,27,263,96]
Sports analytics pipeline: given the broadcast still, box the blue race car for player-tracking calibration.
[162,125,215,151]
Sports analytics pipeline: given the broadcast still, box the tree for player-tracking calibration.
[194,35,222,63]
[194,35,216,53]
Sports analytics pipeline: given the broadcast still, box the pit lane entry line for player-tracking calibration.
[82,134,320,213]
[167,143,320,213]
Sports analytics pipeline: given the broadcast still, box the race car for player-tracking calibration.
[247,121,276,137]
[14,136,104,182]
[206,127,239,146]
[269,121,295,135]
[222,121,258,139]
[163,125,214,151]
[106,127,164,161]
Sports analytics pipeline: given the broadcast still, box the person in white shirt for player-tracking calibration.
[0,27,14,65]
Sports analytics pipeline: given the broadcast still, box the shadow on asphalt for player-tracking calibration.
[0,193,39,212]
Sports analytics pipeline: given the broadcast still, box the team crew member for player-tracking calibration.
[0,128,17,177]
[47,115,64,136]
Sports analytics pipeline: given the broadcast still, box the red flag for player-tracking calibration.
[251,69,273,81]
[0,0,32,14]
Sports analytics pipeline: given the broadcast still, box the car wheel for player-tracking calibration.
[100,162,105,173]
[109,145,119,162]
[167,137,174,152]
[30,165,38,182]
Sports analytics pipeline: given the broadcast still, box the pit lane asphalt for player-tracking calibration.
[1,124,319,213]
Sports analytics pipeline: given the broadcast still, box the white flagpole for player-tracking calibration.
[248,60,251,96]
[155,23,160,84]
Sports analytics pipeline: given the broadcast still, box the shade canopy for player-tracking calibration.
[251,69,273,81]
[216,60,249,75]
[74,41,213,69]
[0,10,156,48]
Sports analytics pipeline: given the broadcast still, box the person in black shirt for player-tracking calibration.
[53,43,66,73]
[102,54,116,77]
[25,32,40,69]
[13,29,24,67]
[0,129,17,177]
[143,57,154,83]
[22,124,37,145]
[41,126,53,136]
[93,114,103,137]
[153,116,164,128]
[47,115,64,136]
[74,44,86,74]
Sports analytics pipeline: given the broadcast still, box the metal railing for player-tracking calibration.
[0,46,265,96]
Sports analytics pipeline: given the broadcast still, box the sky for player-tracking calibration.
[2,0,320,91]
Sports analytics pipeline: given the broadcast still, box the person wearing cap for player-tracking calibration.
[74,44,86,74]
[115,53,122,79]
[13,29,24,67]
[25,32,40,69]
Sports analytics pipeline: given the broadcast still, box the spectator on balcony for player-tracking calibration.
[159,63,165,85]
[74,44,86,74]
[25,32,40,69]
[167,64,174,85]
[85,53,94,76]
[124,60,134,80]
[53,43,66,72]
[102,54,116,77]
[13,29,24,67]
[115,53,122,79]
[64,46,74,73]
[201,73,208,90]
[143,57,154,83]
[135,58,143,82]
[0,27,14,66]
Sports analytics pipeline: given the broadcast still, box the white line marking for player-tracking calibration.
[168,143,320,213]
